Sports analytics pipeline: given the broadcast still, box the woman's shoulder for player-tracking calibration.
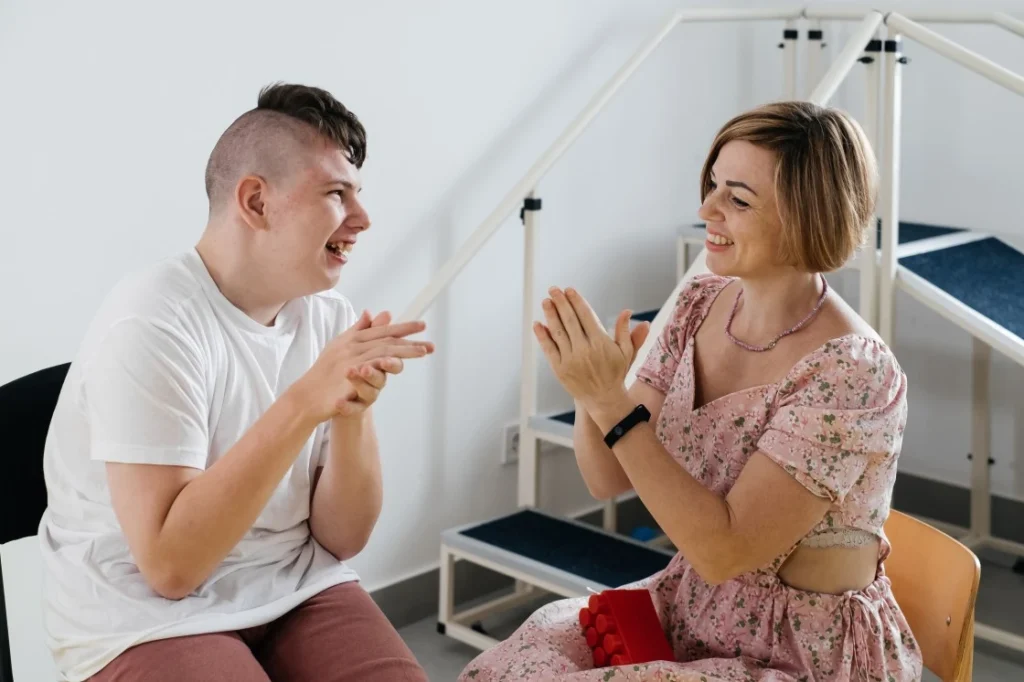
[780,333,906,411]
[671,273,733,323]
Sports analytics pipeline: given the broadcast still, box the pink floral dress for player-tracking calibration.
[459,274,923,681]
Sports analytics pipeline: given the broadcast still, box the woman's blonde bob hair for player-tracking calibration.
[700,101,878,273]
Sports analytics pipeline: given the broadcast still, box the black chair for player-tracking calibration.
[0,363,70,682]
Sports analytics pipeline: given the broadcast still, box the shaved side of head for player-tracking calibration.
[204,83,366,213]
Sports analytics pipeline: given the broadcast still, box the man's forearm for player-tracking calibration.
[309,409,383,561]
[143,388,319,598]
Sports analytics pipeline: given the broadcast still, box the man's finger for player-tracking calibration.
[371,357,405,375]
[354,320,428,342]
[371,311,392,327]
[349,365,387,390]
[548,288,586,345]
[357,343,434,363]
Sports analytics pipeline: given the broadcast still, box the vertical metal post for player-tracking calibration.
[518,194,540,508]
[783,20,799,99]
[969,339,992,543]
[879,33,903,346]
[438,546,455,629]
[859,34,882,330]
[805,20,823,97]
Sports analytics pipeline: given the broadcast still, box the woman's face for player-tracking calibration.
[698,140,786,279]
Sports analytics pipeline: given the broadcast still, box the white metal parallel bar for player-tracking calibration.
[444,621,500,652]
[439,546,455,625]
[602,498,616,533]
[886,14,1024,98]
[805,19,822,98]
[970,339,992,541]
[896,266,1024,369]
[975,623,1024,654]
[858,34,881,329]
[808,12,884,105]
[450,587,542,625]
[783,19,798,99]
[893,230,989,259]
[803,6,995,23]
[518,192,539,508]
[878,28,903,346]
[994,12,1024,39]
[531,424,574,450]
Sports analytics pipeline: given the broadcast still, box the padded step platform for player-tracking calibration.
[443,509,674,596]
[900,237,1024,341]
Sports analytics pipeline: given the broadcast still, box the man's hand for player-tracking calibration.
[336,312,408,417]
[296,310,433,423]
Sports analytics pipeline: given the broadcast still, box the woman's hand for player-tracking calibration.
[533,287,650,413]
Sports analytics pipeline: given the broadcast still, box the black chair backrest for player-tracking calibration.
[0,363,68,544]
[0,362,69,682]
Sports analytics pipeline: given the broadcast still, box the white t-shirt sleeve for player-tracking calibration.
[317,296,359,468]
[84,318,209,469]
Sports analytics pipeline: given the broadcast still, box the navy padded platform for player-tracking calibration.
[631,309,658,324]
[900,237,1024,340]
[550,410,575,426]
[883,221,963,247]
[458,510,673,588]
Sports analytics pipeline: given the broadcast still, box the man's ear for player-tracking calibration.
[236,175,270,231]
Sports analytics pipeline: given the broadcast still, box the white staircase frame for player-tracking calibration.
[873,13,1024,654]
[407,4,1024,656]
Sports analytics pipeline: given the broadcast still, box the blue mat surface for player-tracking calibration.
[458,510,672,588]
[551,410,575,426]
[900,238,1024,341]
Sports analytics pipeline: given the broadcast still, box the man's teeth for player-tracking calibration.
[326,242,353,256]
[708,234,733,246]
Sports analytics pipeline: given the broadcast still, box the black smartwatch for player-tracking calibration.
[603,404,651,448]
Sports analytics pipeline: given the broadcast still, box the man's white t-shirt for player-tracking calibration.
[39,249,360,681]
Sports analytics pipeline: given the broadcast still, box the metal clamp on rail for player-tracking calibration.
[520,197,542,223]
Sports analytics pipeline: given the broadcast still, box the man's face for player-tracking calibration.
[261,141,370,297]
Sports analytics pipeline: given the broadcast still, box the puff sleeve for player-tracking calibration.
[756,337,908,503]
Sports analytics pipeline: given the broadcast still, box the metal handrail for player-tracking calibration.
[398,6,804,322]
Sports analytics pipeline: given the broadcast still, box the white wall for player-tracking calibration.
[0,0,778,589]
[1,0,1022,592]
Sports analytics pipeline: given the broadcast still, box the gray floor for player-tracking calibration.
[400,555,1024,681]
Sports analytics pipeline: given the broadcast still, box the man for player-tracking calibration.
[40,83,433,682]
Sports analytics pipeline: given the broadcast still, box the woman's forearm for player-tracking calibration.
[585,394,740,584]
[572,401,634,499]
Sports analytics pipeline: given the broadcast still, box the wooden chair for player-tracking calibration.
[883,509,981,681]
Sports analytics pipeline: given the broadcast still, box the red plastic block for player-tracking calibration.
[577,589,674,668]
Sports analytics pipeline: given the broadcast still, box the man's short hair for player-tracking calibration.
[204,83,367,209]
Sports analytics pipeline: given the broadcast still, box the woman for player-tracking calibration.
[459,102,923,681]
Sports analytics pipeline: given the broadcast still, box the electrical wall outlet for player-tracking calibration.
[502,423,520,465]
